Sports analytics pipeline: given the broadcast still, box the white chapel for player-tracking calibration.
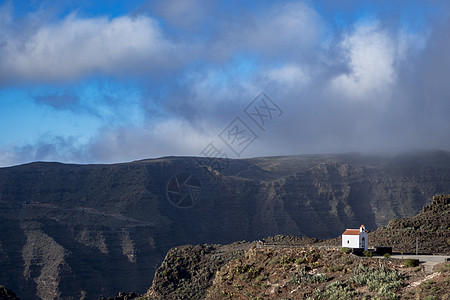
[341,225,368,251]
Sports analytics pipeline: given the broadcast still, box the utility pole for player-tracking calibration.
[416,236,418,256]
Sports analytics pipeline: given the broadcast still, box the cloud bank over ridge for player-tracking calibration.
[0,0,449,167]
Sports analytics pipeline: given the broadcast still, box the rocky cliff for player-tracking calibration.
[1,151,450,299]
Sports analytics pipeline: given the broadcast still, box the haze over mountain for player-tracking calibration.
[1,0,450,167]
[1,151,450,299]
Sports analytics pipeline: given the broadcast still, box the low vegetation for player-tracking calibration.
[340,247,351,254]
[138,238,450,300]
[313,281,355,300]
[434,262,450,273]
[349,264,403,299]
[103,239,449,300]
[363,250,373,257]
[404,259,420,267]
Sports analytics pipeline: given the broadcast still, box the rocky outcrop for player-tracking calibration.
[0,285,20,300]
[1,151,450,299]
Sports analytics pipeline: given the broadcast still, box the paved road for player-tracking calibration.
[256,244,449,274]
[386,254,450,274]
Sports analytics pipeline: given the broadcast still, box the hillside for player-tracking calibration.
[106,243,450,300]
[319,194,450,255]
[1,151,450,299]
[369,194,450,254]
[103,193,449,300]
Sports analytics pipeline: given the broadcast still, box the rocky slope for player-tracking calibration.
[319,194,450,255]
[369,194,450,254]
[106,195,449,299]
[1,151,450,299]
[108,244,450,300]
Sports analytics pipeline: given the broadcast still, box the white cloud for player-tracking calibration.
[0,136,85,167]
[0,13,174,84]
[209,2,326,61]
[150,0,214,29]
[331,22,397,101]
[266,63,310,87]
[1,1,450,167]
[87,119,215,163]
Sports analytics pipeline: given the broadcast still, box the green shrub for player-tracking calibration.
[349,264,403,299]
[404,259,419,267]
[255,274,265,281]
[363,251,373,257]
[329,264,345,272]
[233,264,261,280]
[291,268,328,284]
[340,247,351,254]
[384,253,391,258]
[280,255,295,265]
[295,258,306,264]
[315,281,356,300]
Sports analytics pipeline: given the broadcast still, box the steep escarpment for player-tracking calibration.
[1,151,450,299]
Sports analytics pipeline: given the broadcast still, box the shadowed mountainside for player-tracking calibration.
[1,151,450,299]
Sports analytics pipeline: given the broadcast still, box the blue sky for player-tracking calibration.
[1,0,450,167]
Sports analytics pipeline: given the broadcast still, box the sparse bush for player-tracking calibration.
[310,261,319,269]
[280,255,295,265]
[340,247,351,254]
[434,262,450,273]
[233,264,261,280]
[329,264,344,272]
[384,253,391,259]
[291,268,328,284]
[255,274,265,282]
[363,251,373,257]
[315,281,356,300]
[295,258,306,264]
[404,259,419,267]
[424,279,434,285]
[349,264,403,299]
[311,273,328,283]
